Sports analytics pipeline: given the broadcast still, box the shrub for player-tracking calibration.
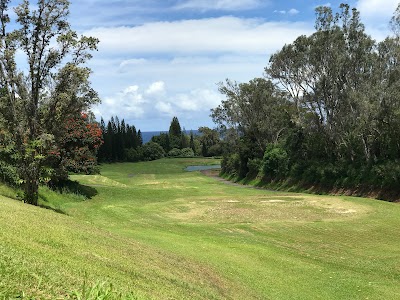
[141,142,165,161]
[180,147,194,157]
[261,145,288,178]
[0,161,20,186]
[125,148,143,162]
[221,153,240,175]
[207,144,223,157]
[247,158,262,178]
[168,148,182,157]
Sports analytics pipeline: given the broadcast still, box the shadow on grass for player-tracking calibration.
[49,180,98,199]
[39,202,68,215]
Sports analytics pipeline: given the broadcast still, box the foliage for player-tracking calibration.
[124,148,143,162]
[0,0,99,205]
[48,113,102,183]
[213,3,400,191]
[180,147,194,157]
[141,142,165,161]
[246,158,262,178]
[198,126,221,157]
[98,116,142,162]
[168,148,182,157]
[261,145,288,178]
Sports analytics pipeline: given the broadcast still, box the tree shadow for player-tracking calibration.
[48,180,98,199]
[39,203,69,215]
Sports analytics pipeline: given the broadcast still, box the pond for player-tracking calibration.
[185,165,221,172]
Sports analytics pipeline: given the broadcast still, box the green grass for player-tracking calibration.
[1,157,400,299]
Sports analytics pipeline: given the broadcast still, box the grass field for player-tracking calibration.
[1,158,400,299]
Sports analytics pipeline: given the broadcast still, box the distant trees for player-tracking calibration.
[98,116,142,162]
[213,3,400,191]
[151,117,222,157]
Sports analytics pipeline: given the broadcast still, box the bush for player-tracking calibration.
[207,144,223,157]
[180,147,194,157]
[372,160,400,188]
[221,153,240,175]
[141,142,165,161]
[261,145,288,178]
[124,148,143,162]
[247,158,262,178]
[0,161,20,186]
[168,148,182,157]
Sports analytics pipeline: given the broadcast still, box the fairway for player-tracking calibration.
[1,158,400,299]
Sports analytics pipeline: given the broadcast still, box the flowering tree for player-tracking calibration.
[48,113,103,183]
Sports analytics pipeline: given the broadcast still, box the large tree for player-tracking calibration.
[0,0,99,205]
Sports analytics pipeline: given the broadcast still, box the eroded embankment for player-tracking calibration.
[201,169,400,203]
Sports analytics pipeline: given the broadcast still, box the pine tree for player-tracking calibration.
[138,130,143,146]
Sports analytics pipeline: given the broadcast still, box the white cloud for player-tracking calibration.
[155,101,174,116]
[174,89,221,112]
[356,0,398,41]
[174,0,264,11]
[274,9,299,15]
[93,79,223,130]
[146,81,165,95]
[357,0,398,22]
[94,84,147,120]
[288,9,299,15]
[84,17,313,56]
[119,58,147,68]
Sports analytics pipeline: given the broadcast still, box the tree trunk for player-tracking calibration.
[24,177,39,206]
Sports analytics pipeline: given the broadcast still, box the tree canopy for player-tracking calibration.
[213,3,400,192]
[0,0,99,205]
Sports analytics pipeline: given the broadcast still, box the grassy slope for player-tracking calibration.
[1,157,400,299]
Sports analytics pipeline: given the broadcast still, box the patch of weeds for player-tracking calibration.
[69,278,142,300]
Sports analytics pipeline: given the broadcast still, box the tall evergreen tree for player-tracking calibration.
[137,130,143,146]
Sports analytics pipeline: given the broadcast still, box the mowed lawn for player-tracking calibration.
[1,158,400,299]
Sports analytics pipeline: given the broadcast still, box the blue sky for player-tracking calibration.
[20,1,400,131]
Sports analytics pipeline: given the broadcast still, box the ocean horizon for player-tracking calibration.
[141,130,199,144]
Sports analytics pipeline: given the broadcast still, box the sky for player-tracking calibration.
[15,0,400,131]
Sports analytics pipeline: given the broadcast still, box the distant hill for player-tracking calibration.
[142,130,199,144]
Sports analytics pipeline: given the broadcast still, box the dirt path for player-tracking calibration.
[200,169,263,190]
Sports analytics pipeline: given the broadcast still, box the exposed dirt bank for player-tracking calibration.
[200,169,400,203]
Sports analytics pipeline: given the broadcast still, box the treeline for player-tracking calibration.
[97,116,224,162]
[151,117,223,157]
[212,3,400,194]
[97,116,143,162]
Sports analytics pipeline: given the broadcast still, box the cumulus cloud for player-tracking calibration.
[174,0,264,11]
[84,17,313,56]
[93,80,222,125]
[146,81,166,96]
[174,89,222,111]
[155,101,174,116]
[93,84,147,120]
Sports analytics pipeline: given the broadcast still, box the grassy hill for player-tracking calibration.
[1,158,400,299]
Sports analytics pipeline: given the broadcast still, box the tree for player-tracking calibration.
[0,0,99,205]
[169,116,182,137]
[212,78,291,155]
[142,142,165,161]
[48,113,102,182]
[189,131,195,153]
[198,127,220,157]
[137,130,143,146]
[266,3,377,163]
